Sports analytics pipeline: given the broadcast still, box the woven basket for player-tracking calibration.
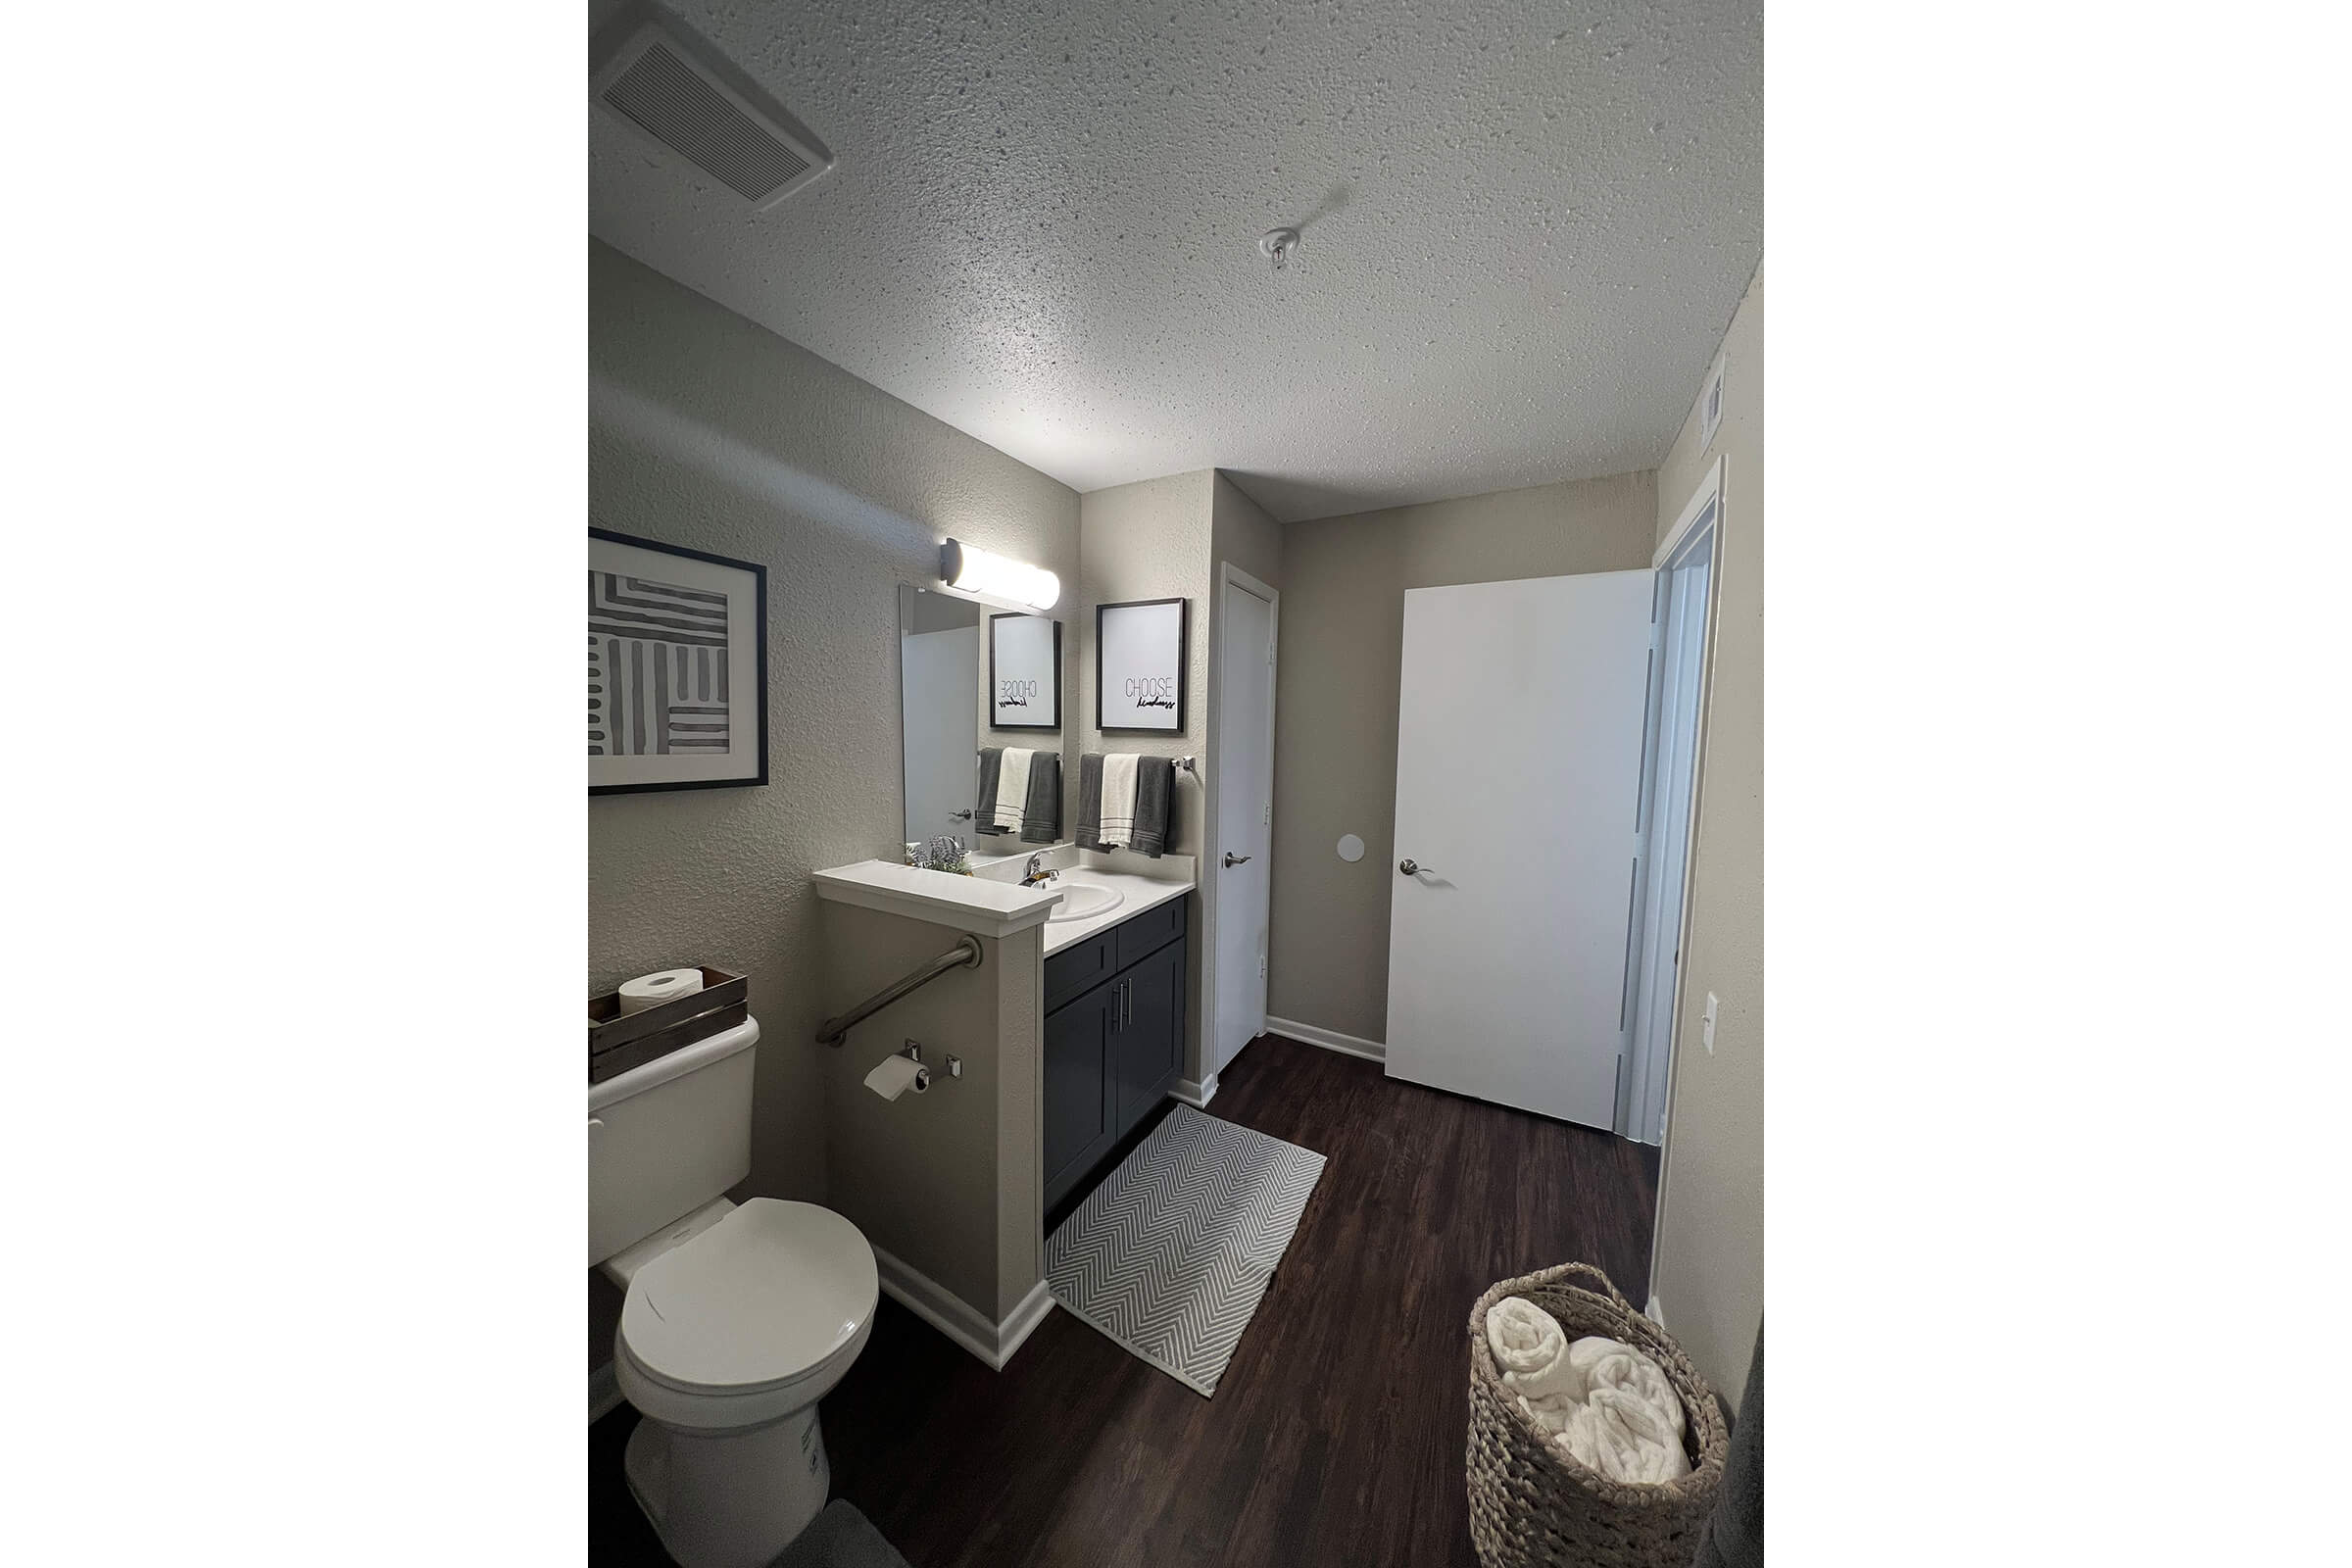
[1466,1262,1729,1568]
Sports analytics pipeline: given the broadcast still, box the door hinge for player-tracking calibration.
[1262,804,1271,825]
[1259,956,1267,979]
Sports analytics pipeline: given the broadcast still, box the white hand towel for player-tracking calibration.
[992,748,1033,832]
[1099,752,1140,849]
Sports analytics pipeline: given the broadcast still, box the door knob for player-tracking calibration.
[949,808,975,820]
[1223,853,1251,867]
[1398,858,1432,876]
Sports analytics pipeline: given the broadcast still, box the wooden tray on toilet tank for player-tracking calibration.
[588,965,750,1085]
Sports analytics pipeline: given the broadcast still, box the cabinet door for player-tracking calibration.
[1044,983,1116,1210]
[1112,937,1186,1138]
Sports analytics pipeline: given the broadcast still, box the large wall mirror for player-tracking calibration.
[898,585,1063,862]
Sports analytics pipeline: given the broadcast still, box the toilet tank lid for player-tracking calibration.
[588,1015,760,1114]
[619,1199,878,1394]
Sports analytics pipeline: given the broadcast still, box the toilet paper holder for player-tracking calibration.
[896,1042,932,1094]
[894,1041,964,1088]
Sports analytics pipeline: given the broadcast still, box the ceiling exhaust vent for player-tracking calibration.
[592,4,833,212]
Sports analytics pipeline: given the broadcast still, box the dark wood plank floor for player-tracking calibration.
[592,1035,1659,1568]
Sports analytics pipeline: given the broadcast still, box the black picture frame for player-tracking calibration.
[1096,596,1190,735]
[589,526,769,796]
[988,612,1063,731]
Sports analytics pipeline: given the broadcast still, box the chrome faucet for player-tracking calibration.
[1021,853,1059,888]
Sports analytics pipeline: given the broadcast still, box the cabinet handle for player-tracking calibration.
[1121,978,1131,1029]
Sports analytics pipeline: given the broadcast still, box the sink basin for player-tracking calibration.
[1048,882,1124,922]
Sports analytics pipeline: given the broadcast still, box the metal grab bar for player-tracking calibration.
[815,935,984,1046]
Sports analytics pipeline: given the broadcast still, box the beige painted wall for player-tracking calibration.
[588,241,1078,1359]
[1648,268,1763,1410]
[1078,472,1216,1079]
[1077,470,1214,856]
[1264,472,1657,1043]
[818,905,1042,1320]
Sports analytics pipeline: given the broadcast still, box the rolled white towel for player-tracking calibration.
[1487,1296,1580,1401]
[1552,1338,1691,1484]
[1489,1298,1690,1484]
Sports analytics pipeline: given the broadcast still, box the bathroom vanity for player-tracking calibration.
[1041,889,1188,1207]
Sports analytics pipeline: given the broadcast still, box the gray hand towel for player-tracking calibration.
[1127,755,1172,858]
[1075,752,1104,852]
[1076,753,1170,857]
[973,747,1009,837]
[1020,753,1061,843]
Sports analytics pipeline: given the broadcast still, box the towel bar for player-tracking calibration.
[977,751,1197,773]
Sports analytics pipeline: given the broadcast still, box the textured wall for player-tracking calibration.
[1647,270,1763,1410]
[1210,473,1285,593]
[1265,472,1656,1043]
[817,905,1033,1318]
[588,237,1079,1224]
[1077,471,1215,1081]
[1077,472,1215,857]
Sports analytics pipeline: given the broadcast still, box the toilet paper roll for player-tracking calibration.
[863,1054,928,1102]
[617,968,704,1015]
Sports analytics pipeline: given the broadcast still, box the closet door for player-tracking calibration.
[1383,570,1655,1130]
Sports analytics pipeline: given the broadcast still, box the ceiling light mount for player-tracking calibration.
[1259,227,1301,272]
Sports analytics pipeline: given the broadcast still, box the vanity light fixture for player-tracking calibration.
[939,539,1059,611]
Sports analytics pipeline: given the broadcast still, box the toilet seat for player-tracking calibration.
[616,1198,877,1431]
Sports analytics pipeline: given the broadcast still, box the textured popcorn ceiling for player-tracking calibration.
[589,0,1760,521]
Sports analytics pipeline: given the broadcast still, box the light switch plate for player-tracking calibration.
[1701,993,1718,1054]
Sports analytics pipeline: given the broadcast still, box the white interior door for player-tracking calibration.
[1384,571,1654,1128]
[1213,572,1277,1073]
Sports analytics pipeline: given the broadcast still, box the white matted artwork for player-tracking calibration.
[1097,597,1189,734]
[589,528,767,795]
[989,613,1062,731]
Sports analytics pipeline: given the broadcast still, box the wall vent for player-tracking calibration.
[591,4,833,212]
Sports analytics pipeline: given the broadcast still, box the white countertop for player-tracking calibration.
[810,858,1061,938]
[1038,865,1194,956]
[812,847,1194,949]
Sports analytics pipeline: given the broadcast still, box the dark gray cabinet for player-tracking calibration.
[1043,895,1188,1209]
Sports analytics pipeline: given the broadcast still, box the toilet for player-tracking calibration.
[591,1016,878,1568]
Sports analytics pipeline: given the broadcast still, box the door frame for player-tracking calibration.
[1619,465,1724,1142]
[1202,562,1280,1085]
[1644,458,1727,1309]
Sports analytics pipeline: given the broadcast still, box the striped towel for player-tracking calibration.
[1099,753,1140,849]
[992,748,1033,832]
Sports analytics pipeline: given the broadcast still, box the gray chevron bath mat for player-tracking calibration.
[1045,1103,1325,1396]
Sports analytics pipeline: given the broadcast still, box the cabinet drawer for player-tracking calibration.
[1114,894,1187,969]
[1044,928,1118,1012]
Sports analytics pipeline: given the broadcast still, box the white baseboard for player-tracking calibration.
[996,1276,1056,1364]
[1645,1294,1665,1328]
[1170,1072,1219,1107]
[1265,1015,1387,1063]
[590,1360,624,1423]
[871,1244,1055,1371]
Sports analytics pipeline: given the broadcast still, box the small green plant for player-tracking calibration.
[918,835,972,875]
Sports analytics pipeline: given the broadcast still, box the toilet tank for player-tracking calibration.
[589,1016,759,1268]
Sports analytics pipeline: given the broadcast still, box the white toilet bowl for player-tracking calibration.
[607,1196,878,1568]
